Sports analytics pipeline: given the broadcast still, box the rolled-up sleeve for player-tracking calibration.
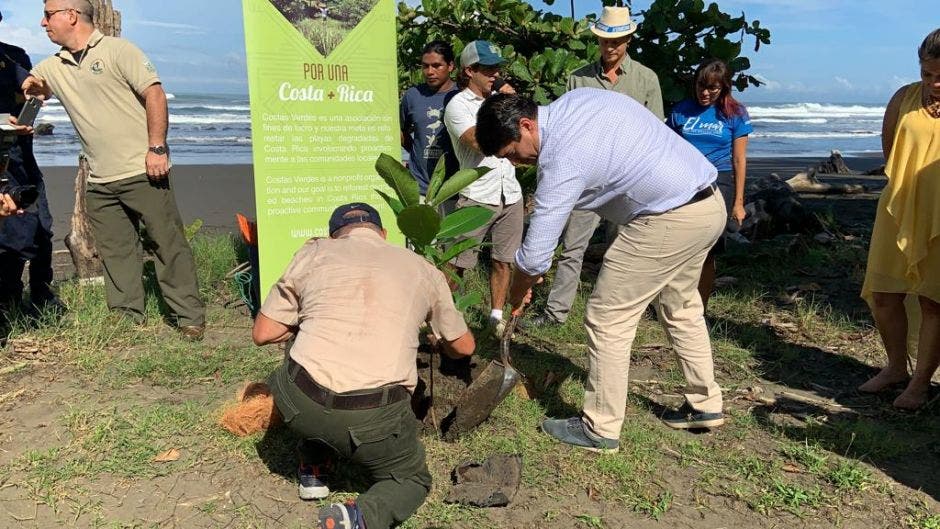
[515,161,585,275]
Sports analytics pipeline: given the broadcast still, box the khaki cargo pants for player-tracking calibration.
[582,190,726,439]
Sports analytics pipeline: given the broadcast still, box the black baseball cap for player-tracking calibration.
[328,202,383,235]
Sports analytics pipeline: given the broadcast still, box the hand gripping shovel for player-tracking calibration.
[442,315,523,440]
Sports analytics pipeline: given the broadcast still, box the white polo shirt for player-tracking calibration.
[443,88,522,206]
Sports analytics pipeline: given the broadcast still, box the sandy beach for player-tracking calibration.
[41,164,257,249]
[38,155,885,251]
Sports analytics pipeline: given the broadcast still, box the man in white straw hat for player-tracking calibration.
[528,5,665,329]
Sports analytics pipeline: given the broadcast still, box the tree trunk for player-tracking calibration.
[65,1,121,278]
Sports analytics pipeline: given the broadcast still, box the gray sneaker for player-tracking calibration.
[541,417,619,453]
[525,313,563,328]
[298,463,330,500]
[661,403,725,430]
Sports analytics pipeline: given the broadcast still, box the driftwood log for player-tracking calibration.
[785,169,867,195]
[65,0,121,278]
[784,151,867,195]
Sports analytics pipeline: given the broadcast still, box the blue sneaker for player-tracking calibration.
[661,403,725,430]
[318,500,364,529]
[541,417,619,453]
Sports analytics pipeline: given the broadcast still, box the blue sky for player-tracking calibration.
[0,1,934,103]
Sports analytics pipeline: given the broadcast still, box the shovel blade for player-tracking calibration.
[442,360,522,441]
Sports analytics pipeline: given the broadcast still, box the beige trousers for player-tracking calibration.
[582,191,726,439]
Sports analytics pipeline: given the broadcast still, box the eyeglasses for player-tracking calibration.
[696,84,722,93]
[43,8,79,20]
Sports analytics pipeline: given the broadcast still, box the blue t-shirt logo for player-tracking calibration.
[668,99,753,172]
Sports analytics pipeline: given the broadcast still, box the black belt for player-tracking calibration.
[288,358,410,410]
[683,184,717,207]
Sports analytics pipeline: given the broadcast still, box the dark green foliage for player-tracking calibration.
[397,0,771,107]
[374,155,494,311]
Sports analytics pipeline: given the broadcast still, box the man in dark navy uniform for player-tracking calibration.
[0,9,58,316]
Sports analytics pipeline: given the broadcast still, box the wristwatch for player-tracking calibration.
[148,144,169,155]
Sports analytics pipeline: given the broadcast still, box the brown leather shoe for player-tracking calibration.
[178,324,206,341]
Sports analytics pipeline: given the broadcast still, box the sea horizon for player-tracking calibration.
[29,92,887,167]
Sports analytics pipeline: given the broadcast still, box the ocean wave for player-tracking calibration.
[35,115,73,124]
[168,135,252,144]
[751,118,828,124]
[171,104,252,112]
[34,134,252,145]
[751,130,880,139]
[748,103,885,119]
[170,114,250,124]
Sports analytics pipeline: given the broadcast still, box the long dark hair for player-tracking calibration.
[693,58,745,119]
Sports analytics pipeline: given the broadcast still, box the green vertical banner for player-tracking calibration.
[242,0,401,294]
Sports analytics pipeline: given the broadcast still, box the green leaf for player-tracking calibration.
[436,206,494,240]
[429,167,491,207]
[529,53,547,74]
[454,291,483,313]
[425,156,447,203]
[374,189,404,215]
[439,237,481,264]
[729,56,751,73]
[516,165,537,191]
[397,205,441,247]
[375,153,420,207]
[424,156,447,202]
[567,39,585,50]
[533,86,550,105]
[508,61,535,83]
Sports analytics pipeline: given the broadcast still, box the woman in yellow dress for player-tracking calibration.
[859,28,940,409]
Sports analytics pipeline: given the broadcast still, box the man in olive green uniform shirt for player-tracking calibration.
[23,1,205,338]
[253,203,475,529]
[532,6,665,326]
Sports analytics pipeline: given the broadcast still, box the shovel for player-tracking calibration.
[442,315,523,440]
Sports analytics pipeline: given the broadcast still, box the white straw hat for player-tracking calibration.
[591,6,638,39]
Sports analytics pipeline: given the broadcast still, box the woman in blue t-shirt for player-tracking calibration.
[668,58,753,309]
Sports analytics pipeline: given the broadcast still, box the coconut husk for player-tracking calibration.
[219,381,283,436]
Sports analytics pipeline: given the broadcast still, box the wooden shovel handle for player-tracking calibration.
[500,314,518,365]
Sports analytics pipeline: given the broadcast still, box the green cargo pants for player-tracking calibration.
[269,361,431,529]
[85,173,205,326]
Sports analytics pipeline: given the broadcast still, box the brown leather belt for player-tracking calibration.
[288,358,410,410]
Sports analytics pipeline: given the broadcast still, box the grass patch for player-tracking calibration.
[827,459,873,492]
[754,479,825,515]
[2,230,937,526]
[16,400,212,510]
[781,440,830,474]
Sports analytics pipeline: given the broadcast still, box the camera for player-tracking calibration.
[0,178,38,209]
[0,98,43,209]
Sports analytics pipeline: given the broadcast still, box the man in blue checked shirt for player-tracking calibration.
[475,89,728,452]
